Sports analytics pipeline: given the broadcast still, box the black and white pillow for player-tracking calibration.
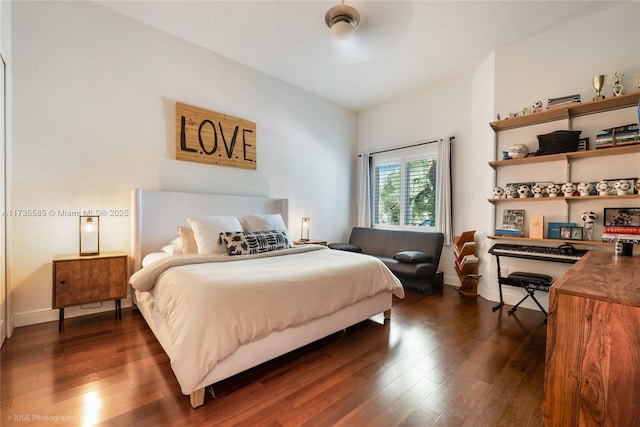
[220,230,291,255]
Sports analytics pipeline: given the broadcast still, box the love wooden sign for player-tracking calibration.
[175,102,256,170]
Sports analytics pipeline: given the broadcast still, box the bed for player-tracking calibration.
[129,189,404,408]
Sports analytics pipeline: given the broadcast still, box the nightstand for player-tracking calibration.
[52,251,128,332]
[293,239,327,246]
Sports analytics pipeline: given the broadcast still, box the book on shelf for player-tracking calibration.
[595,140,640,149]
[601,233,640,244]
[595,123,640,148]
[546,94,580,109]
[454,230,475,247]
[595,129,640,145]
[547,100,581,110]
[454,241,476,259]
[494,229,524,237]
[455,254,478,270]
[500,209,524,232]
[605,226,640,235]
[602,123,639,133]
[547,94,580,104]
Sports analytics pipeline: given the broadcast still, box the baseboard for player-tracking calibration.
[13,297,133,328]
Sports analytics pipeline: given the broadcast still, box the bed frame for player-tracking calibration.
[130,189,393,408]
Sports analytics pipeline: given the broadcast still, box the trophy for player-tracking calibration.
[592,74,607,100]
[611,72,624,96]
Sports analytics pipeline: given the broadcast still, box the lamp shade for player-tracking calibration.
[325,3,360,40]
[79,216,100,256]
[330,20,356,40]
[300,217,310,241]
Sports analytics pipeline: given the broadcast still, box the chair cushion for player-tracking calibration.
[328,243,362,253]
[393,251,432,263]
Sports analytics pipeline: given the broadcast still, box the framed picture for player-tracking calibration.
[559,226,583,240]
[604,207,640,227]
[570,227,584,240]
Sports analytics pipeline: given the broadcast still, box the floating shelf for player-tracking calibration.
[489,144,640,169]
[490,91,640,131]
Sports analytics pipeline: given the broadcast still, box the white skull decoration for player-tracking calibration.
[596,180,610,196]
[492,187,505,199]
[505,185,517,199]
[531,183,545,198]
[581,211,598,241]
[532,100,543,112]
[577,182,592,197]
[547,183,561,197]
[613,180,631,195]
[517,184,530,198]
[561,182,576,197]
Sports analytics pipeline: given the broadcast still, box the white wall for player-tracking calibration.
[0,0,11,341]
[11,1,357,326]
[358,75,475,286]
[495,2,639,116]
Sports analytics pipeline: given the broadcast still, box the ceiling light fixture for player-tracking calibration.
[324,1,360,40]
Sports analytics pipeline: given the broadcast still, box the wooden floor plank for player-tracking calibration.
[0,285,547,426]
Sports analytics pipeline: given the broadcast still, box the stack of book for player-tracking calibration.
[455,253,478,270]
[547,94,581,109]
[595,123,640,149]
[601,225,640,244]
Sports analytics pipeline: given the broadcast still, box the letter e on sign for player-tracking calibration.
[175,102,256,170]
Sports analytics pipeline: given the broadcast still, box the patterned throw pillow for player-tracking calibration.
[220,230,291,255]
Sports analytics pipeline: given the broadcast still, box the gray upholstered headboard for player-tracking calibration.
[130,189,289,272]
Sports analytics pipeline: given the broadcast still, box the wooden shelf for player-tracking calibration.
[487,235,638,247]
[489,90,639,248]
[454,231,479,297]
[489,194,640,203]
[489,144,640,169]
[490,91,640,131]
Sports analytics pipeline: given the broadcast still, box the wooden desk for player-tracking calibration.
[543,252,640,426]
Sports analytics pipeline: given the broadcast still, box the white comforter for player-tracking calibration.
[129,245,404,394]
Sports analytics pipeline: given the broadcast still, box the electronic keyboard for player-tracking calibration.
[489,243,588,263]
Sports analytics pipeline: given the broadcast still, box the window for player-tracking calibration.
[372,145,438,230]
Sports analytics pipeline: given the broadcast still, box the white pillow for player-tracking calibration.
[161,237,183,255]
[240,214,288,231]
[240,214,292,246]
[142,252,171,267]
[187,216,243,254]
[177,226,198,254]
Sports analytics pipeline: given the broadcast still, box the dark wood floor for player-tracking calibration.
[1,285,548,426]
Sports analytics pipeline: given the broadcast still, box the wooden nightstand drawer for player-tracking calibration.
[52,251,128,331]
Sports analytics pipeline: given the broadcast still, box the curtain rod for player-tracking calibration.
[359,136,454,157]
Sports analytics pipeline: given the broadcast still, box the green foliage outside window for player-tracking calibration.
[374,158,436,227]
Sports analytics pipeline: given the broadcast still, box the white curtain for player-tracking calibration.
[356,154,371,227]
[436,138,453,245]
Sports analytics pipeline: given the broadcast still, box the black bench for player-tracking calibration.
[500,271,553,319]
